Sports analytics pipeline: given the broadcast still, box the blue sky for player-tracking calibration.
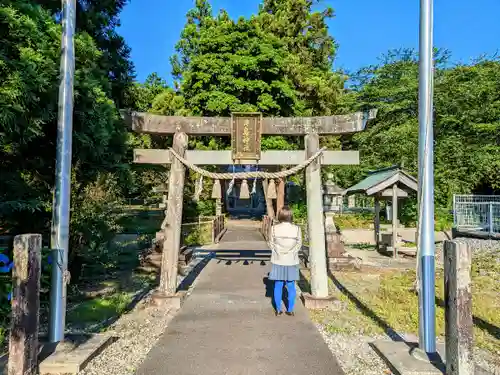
[119,0,500,83]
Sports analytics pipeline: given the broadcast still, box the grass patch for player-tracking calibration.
[68,292,134,325]
[181,221,215,246]
[335,214,373,230]
[66,235,158,329]
[401,241,416,248]
[349,243,377,251]
[309,252,500,361]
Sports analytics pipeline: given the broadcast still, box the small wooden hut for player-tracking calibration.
[344,166,417,257]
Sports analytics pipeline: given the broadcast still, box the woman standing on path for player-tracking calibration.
[268,206,302,316]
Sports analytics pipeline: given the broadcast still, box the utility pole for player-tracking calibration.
[417,0,436,354]
[48,0,77,343]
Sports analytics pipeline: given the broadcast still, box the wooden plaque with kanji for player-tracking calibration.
[231,112,262,163]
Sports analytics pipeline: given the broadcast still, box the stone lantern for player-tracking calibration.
[322,174,344,213]
[321,174,349,268]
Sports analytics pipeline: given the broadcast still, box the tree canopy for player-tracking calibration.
[2,0,499,230]
[171,0,343,117]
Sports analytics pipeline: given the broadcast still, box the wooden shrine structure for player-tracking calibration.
[126,109,377,302]
[344,166,418,257]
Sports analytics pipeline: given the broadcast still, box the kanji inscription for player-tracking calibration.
[231,112,262,162]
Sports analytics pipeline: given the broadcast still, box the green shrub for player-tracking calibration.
[69,173,124,283]
[334,213,373,230]
[182,222,213,246]
[291,203,307,221]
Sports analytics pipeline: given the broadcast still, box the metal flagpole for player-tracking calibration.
[49,0,77,343]
[417,0,436,354]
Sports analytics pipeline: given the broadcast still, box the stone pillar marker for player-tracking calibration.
[305,133,328,298]
[444,240,474,375]
[8,234,42,375]
[158,132,188,299]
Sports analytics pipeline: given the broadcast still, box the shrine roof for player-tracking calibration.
[344,165,417,196]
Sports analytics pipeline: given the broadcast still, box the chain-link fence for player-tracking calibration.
[453,195,500,235]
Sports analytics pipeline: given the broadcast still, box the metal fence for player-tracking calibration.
[453,195,500,235]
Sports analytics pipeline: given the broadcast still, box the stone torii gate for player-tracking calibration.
[125,109,377,304]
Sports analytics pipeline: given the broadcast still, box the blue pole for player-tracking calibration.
[48,0,76,343]
[417,0,436,353]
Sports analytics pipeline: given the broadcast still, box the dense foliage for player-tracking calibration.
[167,0,500,220]
[0,0,133,282]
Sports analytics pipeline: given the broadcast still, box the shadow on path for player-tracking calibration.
[136,255,345,375]
[177,255,212,293]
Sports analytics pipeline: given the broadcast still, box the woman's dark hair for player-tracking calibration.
[278,206,293,223]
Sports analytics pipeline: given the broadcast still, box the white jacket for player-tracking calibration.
[269,222,302,266]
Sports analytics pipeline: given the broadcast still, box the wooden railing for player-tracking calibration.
[177,215,225,274]
[156,215,228,252]
[212,214,226,244]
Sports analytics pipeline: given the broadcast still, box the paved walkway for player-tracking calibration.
[136,227,344,375]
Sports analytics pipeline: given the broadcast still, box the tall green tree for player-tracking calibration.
[172,0,344,118]
[259,0,344,115]
[128,73,170,112]
[0,0,130,231]
[36,0,135,107]
[168,0,349,216]
[334,49,500,213]
[124,72,184,201]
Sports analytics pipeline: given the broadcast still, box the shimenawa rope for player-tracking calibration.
[168,147,327,180]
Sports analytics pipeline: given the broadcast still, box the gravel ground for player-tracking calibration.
[459,237,500,251]
[435,237,500,266]
[316,325,393,375]
[317,324,500,375]
[80,300,176,375]
[441,237,500,252]
[79,258,205,375]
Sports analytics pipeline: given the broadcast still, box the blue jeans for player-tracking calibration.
[273,280,296,312]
